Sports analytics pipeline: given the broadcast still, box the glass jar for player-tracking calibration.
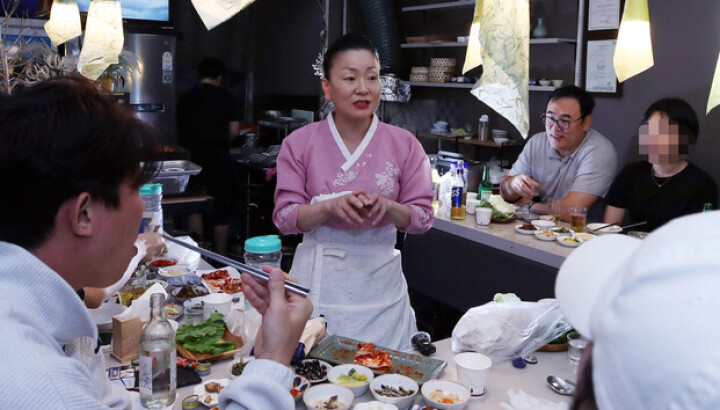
[243,235,282,270]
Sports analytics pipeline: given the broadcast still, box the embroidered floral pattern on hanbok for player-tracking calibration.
[333,160,368,187]
[375,161,400,195]
[276,203,299,230]
[409,204,432,232]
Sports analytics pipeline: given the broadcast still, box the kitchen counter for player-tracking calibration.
[403,214,575,313]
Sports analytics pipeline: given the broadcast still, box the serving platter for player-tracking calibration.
[176,328,244,362]
[491,214,517,224]
[308,335,445,384]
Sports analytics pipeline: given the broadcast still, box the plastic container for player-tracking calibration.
[140,183,163,234]
[244,235,282,270]
[478,115,489,141]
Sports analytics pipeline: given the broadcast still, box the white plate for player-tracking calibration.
[514,224,538,235]
[531,220,555,229]
[294,359,333,384]
[586,223,622,234]
[534,230,558,241]
[227,356,255,379]
[557,235,583,247]
[194,378,231,408]
[196,266,243,294]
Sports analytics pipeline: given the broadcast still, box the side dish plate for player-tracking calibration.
[308,335,445,385]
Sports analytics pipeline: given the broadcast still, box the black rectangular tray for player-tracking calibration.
[308,335,445,384]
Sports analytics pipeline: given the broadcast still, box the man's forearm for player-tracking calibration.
[500,176,521,203]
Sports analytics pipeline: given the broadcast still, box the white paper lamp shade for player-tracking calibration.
[78,0,124,80]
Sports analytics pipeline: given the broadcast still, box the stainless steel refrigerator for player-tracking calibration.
[124,32,177,145]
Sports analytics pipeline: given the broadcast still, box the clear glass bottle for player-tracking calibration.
[139,293,177,409]
[479,163,493,201]
[703,202,713,212]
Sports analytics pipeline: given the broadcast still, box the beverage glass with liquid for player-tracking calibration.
[567,331,588,364]
[550,198,564,222]
[569,206,587,233]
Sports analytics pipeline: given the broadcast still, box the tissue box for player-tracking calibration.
[111,316,148,362]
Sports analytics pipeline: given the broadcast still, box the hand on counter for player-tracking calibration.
[242,267,314,366]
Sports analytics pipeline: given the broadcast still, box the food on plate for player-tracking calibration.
[165,303,181,317]
[149,258,177,267]
[574,232,596,241]
[202,269,243,294]
[478,194,516,220]
[374,384,415,397]
[428,389,460,404]
[313,395,345,410]
[354,343,392,371]
[519,223,536,231]
[205,381,224,394]
[535,230,557,238]
[550,226,573,234]
[296,360,329,382]
[559,236,581,243]
[176,313,236,354]
[171,284,209,299]
[334,368,368,386]
[231,359,249,376]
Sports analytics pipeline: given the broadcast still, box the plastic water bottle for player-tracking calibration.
[243,235,282,344]
[139,293,176,408]
[140,183,163,233]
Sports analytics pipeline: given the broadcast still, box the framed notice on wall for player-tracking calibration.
[580,0,624,96]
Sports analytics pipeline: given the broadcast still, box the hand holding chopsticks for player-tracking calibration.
[162,234,309,298]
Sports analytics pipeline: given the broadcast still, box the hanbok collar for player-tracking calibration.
[327,112,379,172]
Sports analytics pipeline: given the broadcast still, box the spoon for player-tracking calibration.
[547,375,576,396]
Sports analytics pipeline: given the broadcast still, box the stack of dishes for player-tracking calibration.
[492,129,509,144]
[409,66,429,82]
[428,58,456,83]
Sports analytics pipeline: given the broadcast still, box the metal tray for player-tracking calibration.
[308,335,446,384]
[157,160,202,176]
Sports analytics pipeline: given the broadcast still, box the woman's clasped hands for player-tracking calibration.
[328,190,394,226]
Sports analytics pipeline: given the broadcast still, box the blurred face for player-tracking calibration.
[544,97,592,157]
[638,112,689,165]
[321,49,381,125]
[91,180,144,287]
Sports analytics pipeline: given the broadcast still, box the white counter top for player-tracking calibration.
[431,215,574,269]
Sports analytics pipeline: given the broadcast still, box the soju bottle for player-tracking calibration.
[139,293,177,408]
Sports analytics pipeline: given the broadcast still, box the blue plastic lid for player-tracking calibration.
[140,183,163,195]
[244,235,281,253]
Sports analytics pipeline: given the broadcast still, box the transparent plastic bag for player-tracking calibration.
[451,299,571,363]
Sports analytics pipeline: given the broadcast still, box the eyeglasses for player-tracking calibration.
[541,114,584,132]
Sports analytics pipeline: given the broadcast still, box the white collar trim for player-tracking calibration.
[327,113,379,172]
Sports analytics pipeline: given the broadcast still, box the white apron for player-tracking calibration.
[290,194,418,351]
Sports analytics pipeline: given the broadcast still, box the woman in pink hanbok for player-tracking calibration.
[273,34,433,350]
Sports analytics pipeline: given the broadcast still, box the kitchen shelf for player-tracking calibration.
[401,42,467,48]
[529,85,556,92]
[417,132,507,148]
[402,1,475,12]
[530,38,576,45]
[408,81,474,89]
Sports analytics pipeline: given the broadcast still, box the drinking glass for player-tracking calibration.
[569,206,588,233]
[567,331,589,364]
[550,198,564,222]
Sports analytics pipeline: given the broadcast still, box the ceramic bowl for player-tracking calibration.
[586,223,622,234]
[421,379,471,409]
[291,374,311,401]
[328,364,374,397]
[370,374,419,409]
[303,384,353,410]
[226,356,255,379]
[539,79,552,86]
[531,220,555,230]
[552,79,564,87]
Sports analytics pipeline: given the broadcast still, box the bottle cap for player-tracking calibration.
[244,235,282,253]
[140,183,163,195]
[480,114,489,121]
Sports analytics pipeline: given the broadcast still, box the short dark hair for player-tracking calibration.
[323,33,378,80]
[548,85,596,118]
[642,98,700,143]
[198,57,227,79]
[0,76,160,249]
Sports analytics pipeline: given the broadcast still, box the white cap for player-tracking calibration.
[480,115,489,121]
[555,211,720,409]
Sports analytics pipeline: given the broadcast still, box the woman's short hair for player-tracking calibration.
[0,76,160,249]
[322,33,378,80]
[642,98,700,144]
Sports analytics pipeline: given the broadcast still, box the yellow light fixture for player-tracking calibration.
[78,0,124,80]
[44,0,82,46]
[614,0,654,82]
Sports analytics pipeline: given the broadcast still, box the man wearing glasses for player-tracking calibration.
[500,86,617,221]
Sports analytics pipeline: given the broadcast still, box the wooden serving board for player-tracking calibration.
[538,342,568,352]
[491,214,517,224]
[176,329,244,362]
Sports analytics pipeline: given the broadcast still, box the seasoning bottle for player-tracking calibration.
[478,115,489,141]
[479,163,493,201]
[451,162,466,220]
[139,293,177,408]
[140,183,163,233]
